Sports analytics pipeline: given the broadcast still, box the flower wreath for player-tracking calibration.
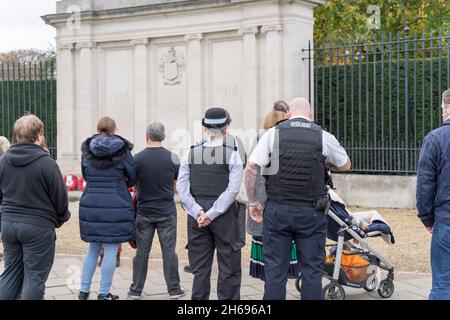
[64,174,78,192]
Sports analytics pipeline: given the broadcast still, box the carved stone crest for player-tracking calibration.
[159,46,185,85]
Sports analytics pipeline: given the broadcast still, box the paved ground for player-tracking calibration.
[0,254,432,300]
[57,201,433,274]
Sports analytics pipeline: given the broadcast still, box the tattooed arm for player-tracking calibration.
[245,162,260,203]
[245,129,275,223]
[245,162,264,222]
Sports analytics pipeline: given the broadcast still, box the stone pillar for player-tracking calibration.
[239,26,259,135]
[184,33,203,146]
[56,43,77,173]
[261,24,282,117]
[75,42,98,157]
[131,38,150,152]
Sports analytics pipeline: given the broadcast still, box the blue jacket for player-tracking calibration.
[417,120,450,228]
[79,134,137,243]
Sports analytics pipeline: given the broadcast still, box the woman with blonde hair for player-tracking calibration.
[77,117,137,300]
[263,110,289,130]
[247,110,300,281]
[0,137,10,156]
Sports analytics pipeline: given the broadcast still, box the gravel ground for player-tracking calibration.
[47,202,432,273]
[347,206,431,273]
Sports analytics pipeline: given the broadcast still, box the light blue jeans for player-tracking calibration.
[80,243,120,296]
[430,222,450,300]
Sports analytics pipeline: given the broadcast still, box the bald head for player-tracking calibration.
[289,97,312,119]
[442,88,450,121]
[443,88,450,106]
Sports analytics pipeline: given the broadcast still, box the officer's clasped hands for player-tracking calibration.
[197,211,212,228]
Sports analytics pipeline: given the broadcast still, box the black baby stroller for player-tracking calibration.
[295,190,396,300]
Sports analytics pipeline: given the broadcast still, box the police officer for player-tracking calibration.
[177,107,244,300]
[245,97,351,300]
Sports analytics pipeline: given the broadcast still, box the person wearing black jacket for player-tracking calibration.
[0,115,70,300]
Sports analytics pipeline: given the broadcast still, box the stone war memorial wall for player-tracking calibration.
[42,0,322,173]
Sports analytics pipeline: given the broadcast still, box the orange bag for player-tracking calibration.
[341,250,370,282]
[341,251,370,267]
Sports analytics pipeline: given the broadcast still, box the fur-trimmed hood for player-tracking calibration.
[81,134,133,169]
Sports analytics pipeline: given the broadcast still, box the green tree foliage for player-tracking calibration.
[0,47,56,80]
[314,0,450,43]
[0,47,55,64]
[0,48,57,157]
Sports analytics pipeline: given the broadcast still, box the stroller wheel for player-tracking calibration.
[363,276,378,292]
[377,279,394,298]
[295,275,302,293]
[323,283,346,300]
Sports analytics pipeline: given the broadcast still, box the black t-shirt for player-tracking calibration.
[134,147,180,217]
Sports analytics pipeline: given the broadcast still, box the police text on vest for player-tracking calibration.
[290,121,312,128]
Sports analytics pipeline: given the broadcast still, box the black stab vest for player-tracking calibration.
[188,136,235,200]
[266,118,327,202]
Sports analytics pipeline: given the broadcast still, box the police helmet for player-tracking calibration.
[202,107,232,128]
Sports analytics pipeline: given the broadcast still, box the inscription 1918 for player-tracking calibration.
[216,84,239,98]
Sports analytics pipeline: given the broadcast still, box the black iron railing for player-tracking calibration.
[303,27,449,174]
[0,60,56,158]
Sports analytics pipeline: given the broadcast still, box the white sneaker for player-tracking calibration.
[169,287,187,300]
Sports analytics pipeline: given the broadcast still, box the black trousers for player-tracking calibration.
[263,200,327,300]
[187,200,243,300]
[130,214,181,296]
[0,221,56,300]
[237,202,247,247]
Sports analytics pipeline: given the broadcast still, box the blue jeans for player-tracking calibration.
[430,222,450,300]
[80,243,120,296]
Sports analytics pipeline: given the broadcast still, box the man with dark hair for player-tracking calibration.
[0,115,70,300]
[417,88,450,300]
[128,122,186,300]
[273,100,290,113]
[177,107,244,300]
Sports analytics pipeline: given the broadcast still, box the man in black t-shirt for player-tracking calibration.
[128,122,186,300]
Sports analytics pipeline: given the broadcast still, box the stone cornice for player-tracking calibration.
[184,33,204,42]
[238,27,259,36]
[42,0,323,27]
[43,0,231,26]
[75,42,97,50]
[57,43,75,51]
[130,38,150,46]
[261,25,282,34]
